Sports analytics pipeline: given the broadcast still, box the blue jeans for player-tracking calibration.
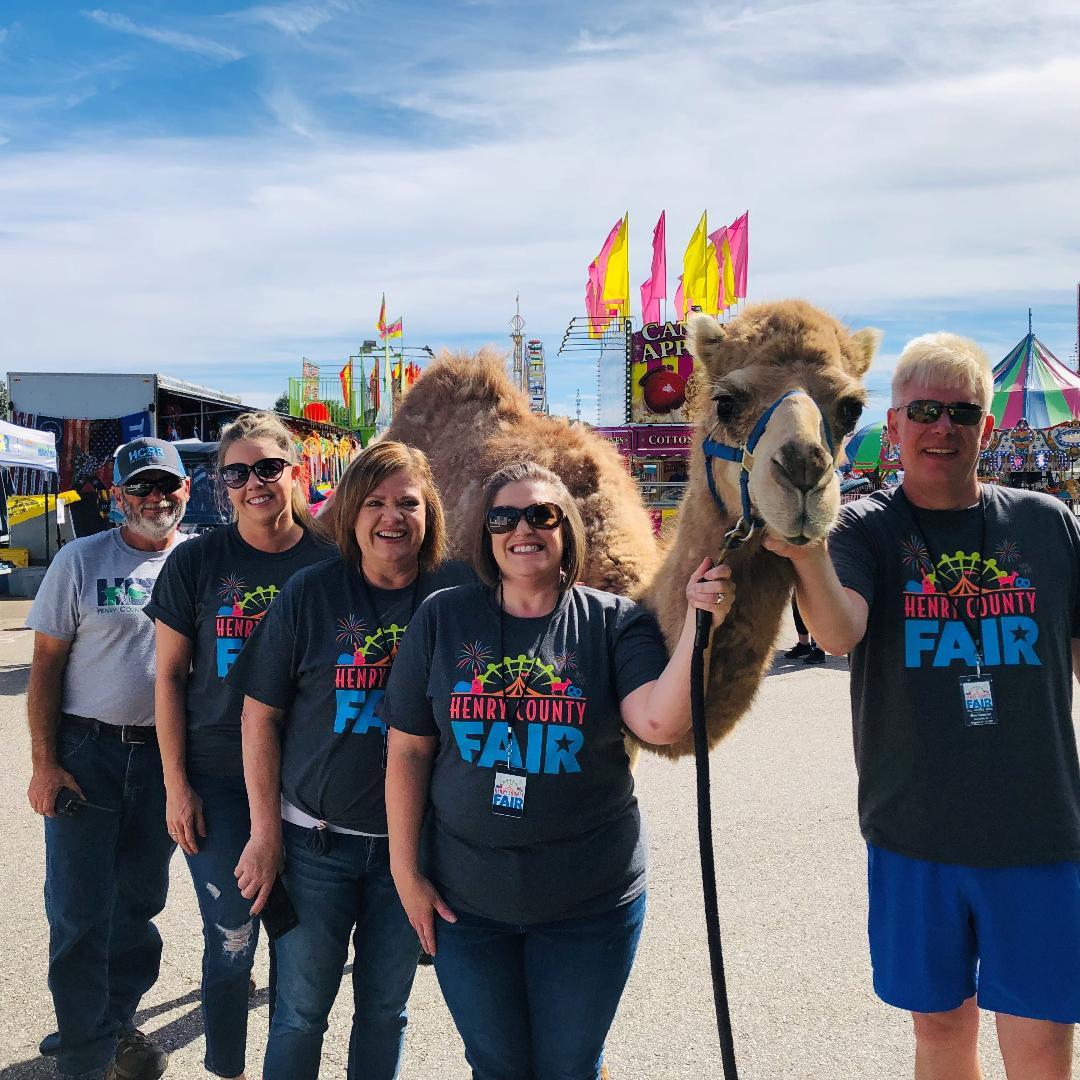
[263,822,421,1080]
[433,892,647,1080]
[184,771,261,1078]
[44,722,175,1077]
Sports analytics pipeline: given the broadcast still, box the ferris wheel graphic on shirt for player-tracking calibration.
[448,641,589,774]
[215,575,280,677]
[899,541,1040,670]
[332,615,407,736]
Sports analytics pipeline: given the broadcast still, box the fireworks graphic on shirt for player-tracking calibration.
[336,615,368,653]
[218,576,246,605]
[900,536,931,573]
[994,539,1021,567]
[554,651,577,675]
[457,640,493,677]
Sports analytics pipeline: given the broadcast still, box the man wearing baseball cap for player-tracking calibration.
[27,437,190,1080]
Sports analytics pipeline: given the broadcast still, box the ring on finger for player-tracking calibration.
[714,592,725,604]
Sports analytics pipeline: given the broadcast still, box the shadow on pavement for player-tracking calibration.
[765,652,847,677]
[0,663,30,697]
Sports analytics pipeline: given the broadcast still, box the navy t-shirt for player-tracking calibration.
[830,484,1080,865]
[146,524,334,777]
[226,557,475,833]
[382,582,669,924]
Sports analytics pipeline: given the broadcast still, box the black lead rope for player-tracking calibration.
[690,519,753,1080]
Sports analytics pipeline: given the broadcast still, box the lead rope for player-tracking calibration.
[692,517,753,1079]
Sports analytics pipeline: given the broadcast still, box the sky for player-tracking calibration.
[1,0,1078,427]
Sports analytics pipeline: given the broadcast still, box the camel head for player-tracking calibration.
[687,300,880,544]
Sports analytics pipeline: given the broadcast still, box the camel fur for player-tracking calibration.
[384,300,879,759]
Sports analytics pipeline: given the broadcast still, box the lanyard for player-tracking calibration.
[898,488,989,674]
[496,582,561,766]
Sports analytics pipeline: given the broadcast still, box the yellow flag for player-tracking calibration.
[601,213,630,318]
[682,212,709,315]
[720,235,737,308]
[704,241,720,316]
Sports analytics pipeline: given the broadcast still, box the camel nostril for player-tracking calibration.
[772,442,832,494]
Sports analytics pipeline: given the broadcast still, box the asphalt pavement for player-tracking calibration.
[1,599,1076,1078]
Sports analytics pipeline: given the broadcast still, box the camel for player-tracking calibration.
[384,300,880,757]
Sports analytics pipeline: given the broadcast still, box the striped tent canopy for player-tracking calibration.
[991,333,1080,430]
[843,421,902,470]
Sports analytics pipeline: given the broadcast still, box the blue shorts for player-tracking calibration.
[867,843,1080,1023]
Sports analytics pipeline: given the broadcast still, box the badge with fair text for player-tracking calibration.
[491,770,528,818]
[959,675,998,727]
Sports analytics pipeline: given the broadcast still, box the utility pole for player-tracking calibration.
[575,388,581,424]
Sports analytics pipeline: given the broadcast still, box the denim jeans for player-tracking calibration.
[262,822,421,1080]
[44,722,175,1078]
[433,891,647,1080]
[184,771,262,1078]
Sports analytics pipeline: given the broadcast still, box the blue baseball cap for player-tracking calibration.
[113,438,187,484]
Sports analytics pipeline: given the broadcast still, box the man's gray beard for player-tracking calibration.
[121,499,184,540]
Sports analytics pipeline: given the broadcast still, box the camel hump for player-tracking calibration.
[403,348,530,419]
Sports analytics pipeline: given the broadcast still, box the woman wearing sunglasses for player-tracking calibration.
[146,412,333,1080]
[223,442,472,1080]
[383,461,732,1080]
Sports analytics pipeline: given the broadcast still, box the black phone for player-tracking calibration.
[54,787,85,817]
[259,876,299,941]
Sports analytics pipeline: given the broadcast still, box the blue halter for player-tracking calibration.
[701,389,836,531]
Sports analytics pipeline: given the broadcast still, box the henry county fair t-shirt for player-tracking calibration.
[145,524,334,778]
[830,484,1080,866]
[225,557,475,833]
[382,581,670,925]
[27,528,189,727]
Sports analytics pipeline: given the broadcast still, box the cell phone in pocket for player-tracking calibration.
[259,876,299,941]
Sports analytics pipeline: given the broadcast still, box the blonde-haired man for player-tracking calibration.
[769,333,1080,1079]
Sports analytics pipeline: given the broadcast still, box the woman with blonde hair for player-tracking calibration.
[148,411,333,1080]
[383,460,732,1080]
[226,441,472,1080]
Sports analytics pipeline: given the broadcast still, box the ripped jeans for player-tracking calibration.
[185,772,261,1078]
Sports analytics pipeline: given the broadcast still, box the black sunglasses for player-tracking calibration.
[896,400,984,426]
[486,502,565,535]
[219,457,290,489]
[120,475,184,498]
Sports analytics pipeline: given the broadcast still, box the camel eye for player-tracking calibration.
[834,398,863,436]
[714,395,739,424]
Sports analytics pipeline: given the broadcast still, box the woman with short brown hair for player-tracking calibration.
[226,441,470,1080]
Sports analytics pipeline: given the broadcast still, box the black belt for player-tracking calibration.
[61,713,157,744]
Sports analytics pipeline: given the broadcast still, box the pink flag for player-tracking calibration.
[639,211,666,325]
[727,212,749,298]
[674,275,685,320]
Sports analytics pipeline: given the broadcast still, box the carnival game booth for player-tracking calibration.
[589,319,697,535]
[979,331,1080,509]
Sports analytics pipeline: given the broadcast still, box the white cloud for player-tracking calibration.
[4,1,1079,423]
[82,9,244,63]
[241,1,350,36]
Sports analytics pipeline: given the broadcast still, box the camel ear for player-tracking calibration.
[848,328,883,377]
[686,314,727,375]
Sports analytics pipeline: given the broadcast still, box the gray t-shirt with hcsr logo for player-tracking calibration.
[27,528,188,726]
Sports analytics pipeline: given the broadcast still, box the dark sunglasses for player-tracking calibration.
[219,457,290,489]
[120,475,184,498]
[486,502,565,534]
[897,400,984,426]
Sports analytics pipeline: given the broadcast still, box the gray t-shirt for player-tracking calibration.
[26,528,188,727]
[383,582,669,924]
[225,557,475,833]
[145,524,334,777]
[830,484,1080,865]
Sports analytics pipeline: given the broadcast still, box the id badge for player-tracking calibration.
[491,769,527,818]
[959,675,997,727]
